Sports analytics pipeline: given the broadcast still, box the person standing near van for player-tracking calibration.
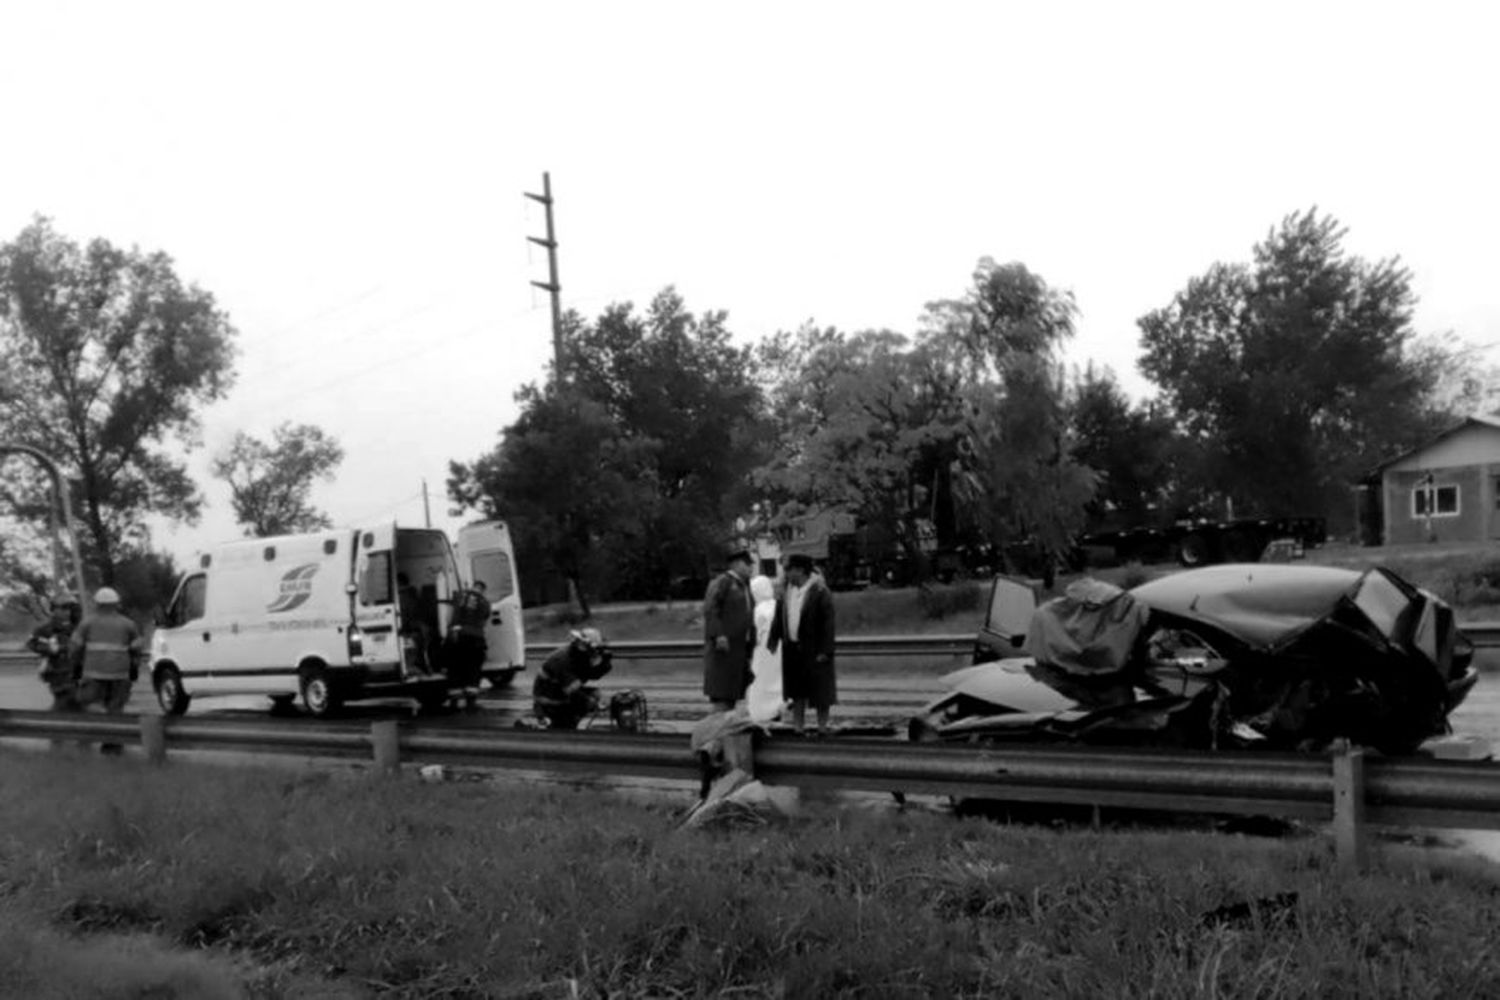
[29,592,82,712]
[446,579,490,709]
[70,587,143,754]
[702,549,755,711]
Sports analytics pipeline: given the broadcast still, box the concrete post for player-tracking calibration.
[1333,746,1368,874]
[371,719,401,776]
[139,714,167,765]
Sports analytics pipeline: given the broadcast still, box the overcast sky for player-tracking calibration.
[3,0,1497,568]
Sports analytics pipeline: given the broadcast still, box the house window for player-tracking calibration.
[1411,484,1459,518]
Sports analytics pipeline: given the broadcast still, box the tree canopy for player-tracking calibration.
[211,422,345,537]
[450,288,768,603]
[1137,208,1468,526]
[0,217,237,582]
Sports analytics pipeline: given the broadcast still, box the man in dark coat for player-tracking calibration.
[769,554,837,735]
[702,549,755,710]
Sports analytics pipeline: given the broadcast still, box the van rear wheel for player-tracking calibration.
[300,665,342,718]
[154,665,190,716]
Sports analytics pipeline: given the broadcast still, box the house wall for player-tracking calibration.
[1383,465,1487,544]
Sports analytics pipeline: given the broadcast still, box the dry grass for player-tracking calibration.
[4,751,1500,998]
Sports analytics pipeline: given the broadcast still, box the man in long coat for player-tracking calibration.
[769,554,837,735]
[702,549,755,710]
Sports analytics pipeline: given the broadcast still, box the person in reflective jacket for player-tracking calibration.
[532,628,612,729]
[446,580,490,709]
[70,587,143,754]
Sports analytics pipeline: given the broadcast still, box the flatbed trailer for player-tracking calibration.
[1077,515,1328,568]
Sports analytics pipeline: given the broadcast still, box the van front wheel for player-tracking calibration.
[300,666,342,718]
[154,665,190,716]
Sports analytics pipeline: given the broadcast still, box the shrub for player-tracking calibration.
[916,582,983,620]
[1119,561,1151,590]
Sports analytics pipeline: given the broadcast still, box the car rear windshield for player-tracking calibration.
[1352,570,1411,643]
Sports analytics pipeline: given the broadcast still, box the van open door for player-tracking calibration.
[456,520,526,686]
[353,521,405,680]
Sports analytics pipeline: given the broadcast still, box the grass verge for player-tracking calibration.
[3,751,1500,998]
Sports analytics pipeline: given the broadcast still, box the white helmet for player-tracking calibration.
[93,586,122,605]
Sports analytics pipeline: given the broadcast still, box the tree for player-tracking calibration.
[754,329,929,567]
[1069,364,1178,523]
[211,422,345,537]
[1138,209,1470,529]
[924,259,1096,577]
[448,386,657,614]
[0,217,237,582]
[565,289,770,594]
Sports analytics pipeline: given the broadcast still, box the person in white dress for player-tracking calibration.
[745,575,784,723]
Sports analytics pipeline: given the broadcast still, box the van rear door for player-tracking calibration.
[456,520,526,683]
[354,522,403,676]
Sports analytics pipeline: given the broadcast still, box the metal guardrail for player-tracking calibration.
[5,623,1499,670]
[3,709,1499,871]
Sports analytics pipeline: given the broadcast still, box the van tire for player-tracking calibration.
[154,665,190,716]
[300,665,342,718]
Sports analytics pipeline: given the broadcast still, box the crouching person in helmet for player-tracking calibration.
[532,628,613,729]
[70,587,143,755]
[29,592,83,713]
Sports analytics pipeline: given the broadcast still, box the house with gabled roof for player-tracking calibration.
[1367,414,1500,545]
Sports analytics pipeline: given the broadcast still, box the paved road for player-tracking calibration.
[2,651,1497,749]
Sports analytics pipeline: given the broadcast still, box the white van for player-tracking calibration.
[150,520,525,717]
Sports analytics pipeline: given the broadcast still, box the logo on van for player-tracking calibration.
[267,563,319,613]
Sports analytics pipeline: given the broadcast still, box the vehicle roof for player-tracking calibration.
[1129,563,1367,648]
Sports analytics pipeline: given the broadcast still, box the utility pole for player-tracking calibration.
[422,479,432,529]
[525,171,564,382]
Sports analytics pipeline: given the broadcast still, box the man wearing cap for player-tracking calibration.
[28,592,83,712]
[702,548,755,711]
[770,554,838,736]
[70,587,144,751]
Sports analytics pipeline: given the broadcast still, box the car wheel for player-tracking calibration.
[300,665,342,718]
[154,665,190,716]
[1177,533,1211,567]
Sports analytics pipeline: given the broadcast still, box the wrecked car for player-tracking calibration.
[909,564,1479,755]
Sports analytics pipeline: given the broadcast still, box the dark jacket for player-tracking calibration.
[701,571,754,701]
[534,644,613,703]
[770,575,837,706]
[28,618,76,687]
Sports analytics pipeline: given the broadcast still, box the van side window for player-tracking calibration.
[170,574,207,627]
[470,551,515,601]
[360,552,393,605]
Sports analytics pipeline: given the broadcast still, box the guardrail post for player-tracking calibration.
[139,714,167,764]
[1333,746,1368,874]
[371,720,401,776]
